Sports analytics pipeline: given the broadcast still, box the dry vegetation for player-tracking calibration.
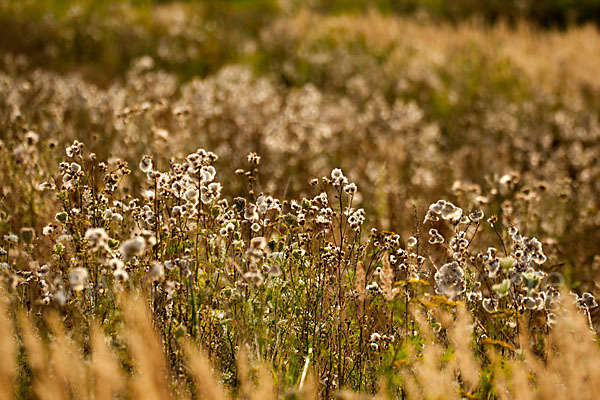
[1,1,600,399]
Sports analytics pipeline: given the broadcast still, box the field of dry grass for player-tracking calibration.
[1,1,600,398]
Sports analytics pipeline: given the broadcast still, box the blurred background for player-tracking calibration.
[3,0,600,83]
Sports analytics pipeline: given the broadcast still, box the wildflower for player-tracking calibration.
[469,210,484,222]
[343,183,357,195]
[440,203,463,221]
[257,196,268,213]
[544,289,561,311]
[135,230,152,245]
[113,267,129,282]
[163,260,175,271]
[120,237,146,259]
[247,152,261,165]
[25,131,39,145]
[247,237,268,263]
[244,270,264,286]
[201,166,216,182]
[267,264,281,277]
[331,168,343,180]
[85,228,109,251]
[369,332,382,342]
[425,200,463,223]
[200,182,222,204]
[149,263,164,282]
[111,213,124,223]
[70,162,81,173]
[164,280,180,298]
[314,192,328,205]
[523,296,543,310]
[107,258,124,270]
[466,291,482,302]
[208,182,221,193]
[576,292,598,309]
[428,228,444,244]
[366,281,381,293]
[347,208,365,231]
[69,267,88,291]
[224,222,235,234]
[38,181,56,191]
[434,261,466,300]
[405,236,417,248]
[482,297,498,313]
[244,204,259,221]
[499,173,519,190]
[139,155,153,173]
[3,233,18,243]
[330,168,348,186]
[54,290,66,306]
[184,188,198,203]
[531,252,547,265]
[250,237,267,250]
[65,140,83,158]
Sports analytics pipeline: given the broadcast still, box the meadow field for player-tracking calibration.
[1,1,600,398]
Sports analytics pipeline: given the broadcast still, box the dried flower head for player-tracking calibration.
[69,267,88,291]
[120,236,146,260]
[85,228,109,251]
[434,261,466,300]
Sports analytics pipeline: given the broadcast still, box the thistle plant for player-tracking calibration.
[2,4,600,398]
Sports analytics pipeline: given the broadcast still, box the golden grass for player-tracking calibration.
[0,290,598,399]
[269,11,600,97]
